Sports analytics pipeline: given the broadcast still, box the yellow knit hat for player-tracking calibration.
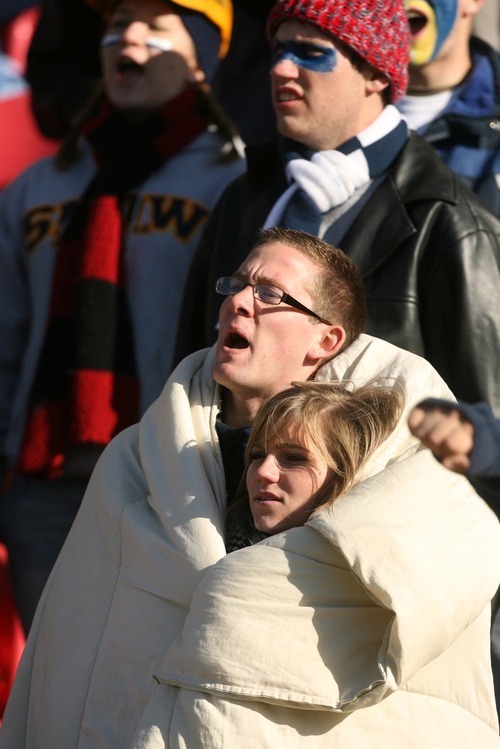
[88,0,233,57]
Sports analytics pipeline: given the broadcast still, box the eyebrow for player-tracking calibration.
[253,440,312,453]
[233,271,287,288]
[274,39,334,49]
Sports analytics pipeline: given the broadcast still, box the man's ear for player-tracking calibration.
[306,325,346,365]
[461,0,484,19]
[365,70,390,96]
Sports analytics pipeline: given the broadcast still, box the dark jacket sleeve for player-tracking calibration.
[459,400,500,516]
[415,196,500,415]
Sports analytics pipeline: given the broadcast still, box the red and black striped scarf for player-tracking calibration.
[19,87,207,478]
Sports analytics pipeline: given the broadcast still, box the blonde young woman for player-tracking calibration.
[226,381,403,551]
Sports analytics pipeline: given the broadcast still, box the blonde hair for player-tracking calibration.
[244,381,403,513]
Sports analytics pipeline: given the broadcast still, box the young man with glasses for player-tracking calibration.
[2,228,498,748]
[211,228,365,505]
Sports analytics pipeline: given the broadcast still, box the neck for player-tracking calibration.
[220,389,265,429]
[408,58,471,94]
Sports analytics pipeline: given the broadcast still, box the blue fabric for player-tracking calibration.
[215,419,251,506]
[456,401,500,479]
[355,121,409,175]
[0,0,34,25]
[439,55,495,118]
[323,175,386,246]
[415,397,500,516]
[0,474,86,633]
[279,119,408,234]
[280,188,323,234]
[416,397,500,477]
[181,13,220,82]
[417,38,500,213]
[0,53,27,101]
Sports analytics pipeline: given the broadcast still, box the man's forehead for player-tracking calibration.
[274,19,336,46]
[234,241,318,289]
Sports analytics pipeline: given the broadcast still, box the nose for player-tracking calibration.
[271,54,299,80]
[121,20,148,46]
[255,455,280,484]
[225,284,255,317]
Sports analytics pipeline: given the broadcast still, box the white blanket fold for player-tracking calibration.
[158,451,499,712]
[1,336,498,749]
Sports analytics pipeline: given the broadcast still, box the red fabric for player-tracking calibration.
[17,401,66,477]
[0,544,25,722]
[0,94,57,190]
[0,7,57,190]
[19,372,139,478]
[78,197,123,282]
[70,370,139,443]
[19,193,138,478]
[0,6,40,72]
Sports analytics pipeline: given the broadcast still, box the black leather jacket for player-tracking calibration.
[179,133,500,413]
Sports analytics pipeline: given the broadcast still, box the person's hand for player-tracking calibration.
[408,404,474,474]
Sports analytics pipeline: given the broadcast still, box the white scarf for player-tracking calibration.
[264,105,408,228]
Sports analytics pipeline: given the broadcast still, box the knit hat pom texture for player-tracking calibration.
[266,0,410,103]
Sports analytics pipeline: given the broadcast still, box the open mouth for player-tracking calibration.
[225,332,249,350]
[275,87,302,105]
[116,57,144,76]
[407,9,429,37]
[278,91,299,102]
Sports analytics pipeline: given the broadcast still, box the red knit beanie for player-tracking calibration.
[266,0,410,103]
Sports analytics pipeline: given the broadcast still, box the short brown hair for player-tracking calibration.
[254,227,368,351]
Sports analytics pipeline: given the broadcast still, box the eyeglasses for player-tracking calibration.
[215,276,332,325]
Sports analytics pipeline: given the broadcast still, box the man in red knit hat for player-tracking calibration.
[181,0,500,420]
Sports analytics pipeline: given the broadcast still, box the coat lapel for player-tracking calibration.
[340,174,416,278]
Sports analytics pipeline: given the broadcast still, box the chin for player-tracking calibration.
[276,119,299,141]
[254,516,283,534]
[254,520,273,534]
[117,102,154,118]
[213,358,250,387]
[212,361,233,389]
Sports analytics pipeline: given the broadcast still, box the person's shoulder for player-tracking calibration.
[391,132,457,200]
[245,139,282,183]
[317,333,455,401]
[470,36,500,72]
[1,139,95,202]
[196,140,281,209]
[393,133,500,223]
[94,423,141,475]
[397,131,458,177]
[1,151,58,192]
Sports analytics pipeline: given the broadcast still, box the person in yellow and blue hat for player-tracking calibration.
[0,0,243,642]
[397,0,500,215]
